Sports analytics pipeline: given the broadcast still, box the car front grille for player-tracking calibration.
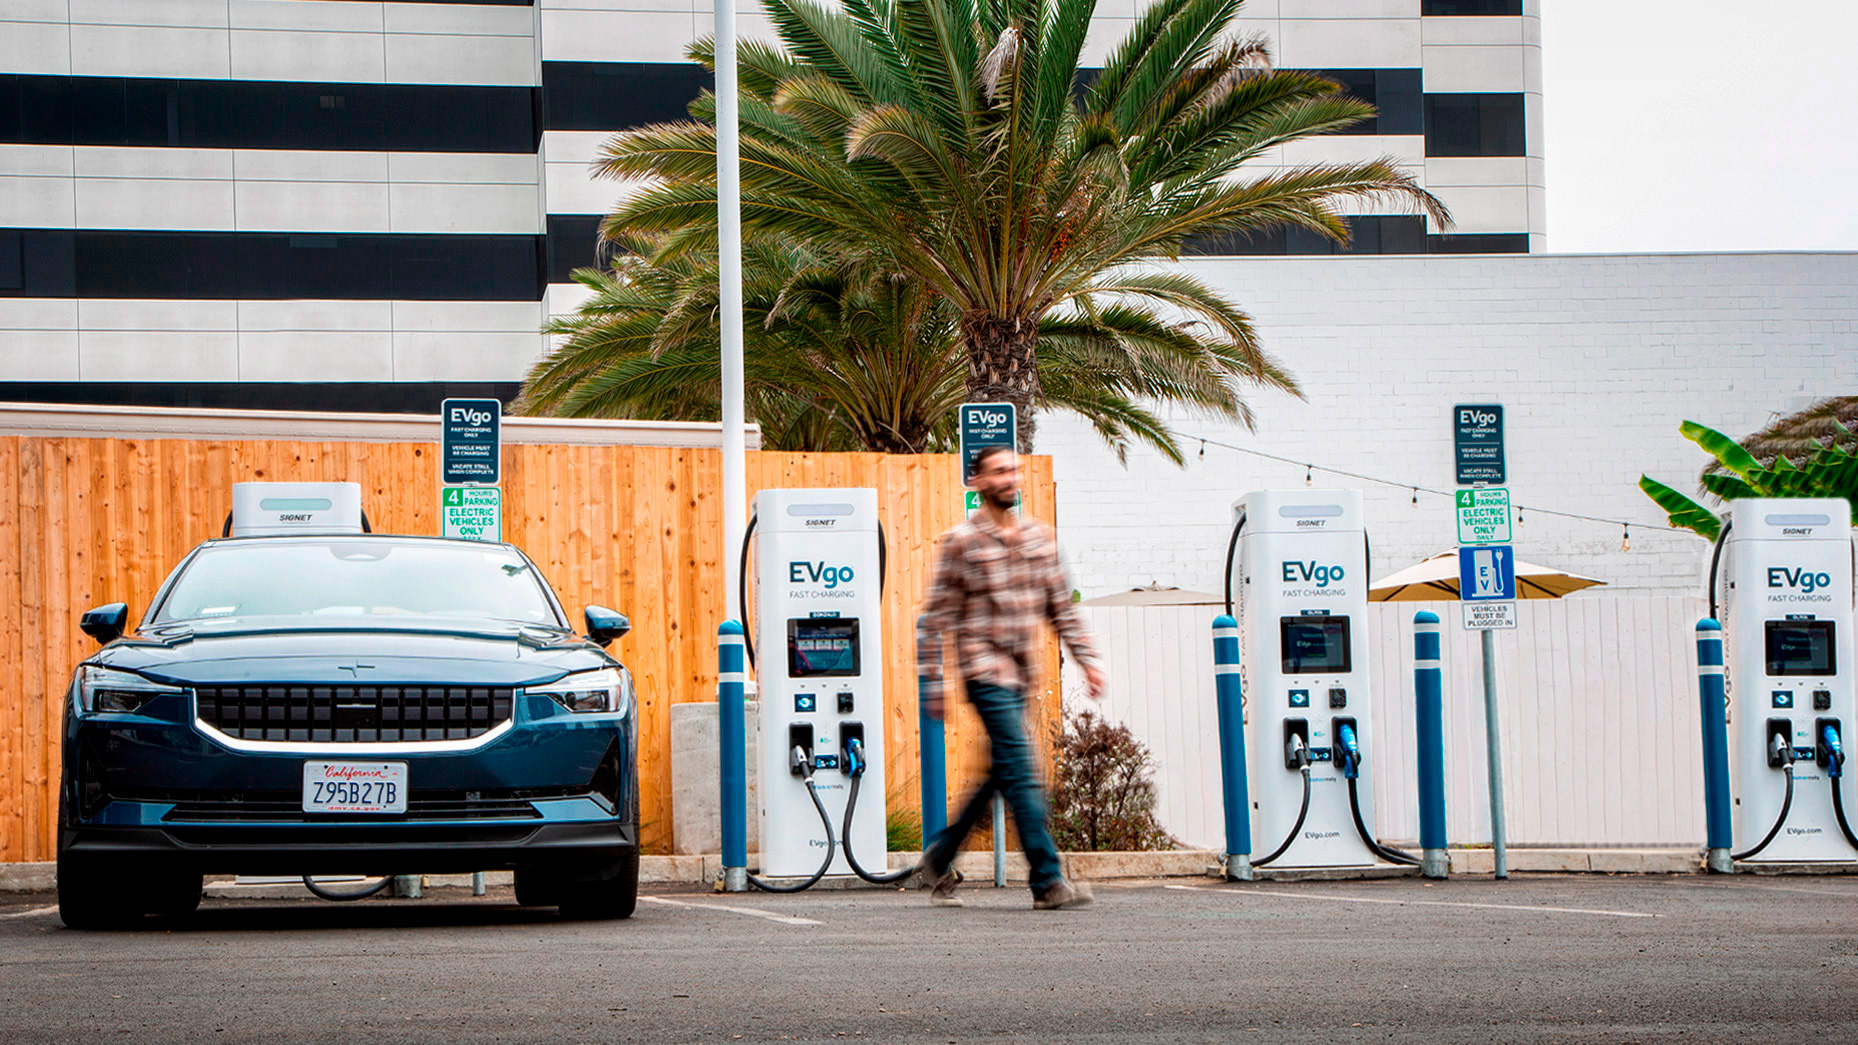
[195,684,514,742]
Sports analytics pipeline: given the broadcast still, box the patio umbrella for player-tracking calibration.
[1079,584,1222,607]
[1368,551,1607,602]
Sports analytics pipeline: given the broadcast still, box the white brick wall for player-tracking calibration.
[1039,251,1858,600]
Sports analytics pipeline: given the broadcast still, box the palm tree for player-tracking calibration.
[596,0,1447,447]
[523,232,1285,460]
[1705,396,1858,477]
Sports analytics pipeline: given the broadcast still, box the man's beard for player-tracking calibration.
[985,485,1017,510]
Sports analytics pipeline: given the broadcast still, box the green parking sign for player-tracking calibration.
[441,486,502,542]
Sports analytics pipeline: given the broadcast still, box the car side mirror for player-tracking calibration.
[80,603,129,645]
[584,606,631,647]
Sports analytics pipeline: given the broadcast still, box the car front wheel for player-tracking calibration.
[556,851,639,920]
[57,853,137,930]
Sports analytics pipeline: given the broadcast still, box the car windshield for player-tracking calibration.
[153,540,560,625]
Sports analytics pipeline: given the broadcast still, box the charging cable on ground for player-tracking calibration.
[1733,732,1796,862]
[747,745,839,893]
[1253,733,1312,867]
[838,737,919,885]
[1334,723,1420,867]
[301,875,392,901]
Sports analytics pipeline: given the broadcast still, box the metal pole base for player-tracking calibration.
[1706,848,1734,875]
[722,866,747,893]
[393,874,422,899]
[1224,854,1254,881]
[1421,849,1449,879]
[471,871,486,896]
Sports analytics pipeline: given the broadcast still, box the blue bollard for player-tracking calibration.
[916,614,947,852]
[1696,618,1734,873]
[1414,611,1449,879]
[1212,614,1252,880]
[718,620,749,892]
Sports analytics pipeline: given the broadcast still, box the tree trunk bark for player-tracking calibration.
[960,312,1041,451]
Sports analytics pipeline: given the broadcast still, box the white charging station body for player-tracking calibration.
[752,488,888,878]
[1722,498,1857,863]
[1230,489,1379,868]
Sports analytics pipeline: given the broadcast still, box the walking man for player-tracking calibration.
[918,444,1107,910]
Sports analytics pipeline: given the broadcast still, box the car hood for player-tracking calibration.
[88,617,616,688]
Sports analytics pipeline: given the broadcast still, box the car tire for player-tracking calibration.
[557,851,639,920]
[513,867,560,907]
[56,853,137,930]
[147,873,204,919]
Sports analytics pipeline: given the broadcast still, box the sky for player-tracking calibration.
[1540,0,1858,253]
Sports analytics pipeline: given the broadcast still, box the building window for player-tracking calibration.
[546,215,609,283]
[0,382,526,414]
[1184,216,1431,256]
[1421,0,1523,14]
[1424,93,1525,156]
[0,75,538,153]
[1427,232,1529,253]
[1312,69,1423,136]
[541,63,714,132]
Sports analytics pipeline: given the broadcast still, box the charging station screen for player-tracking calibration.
[1766,620,1837,676]
[788,619,861,677]
[1280,615,1352,674]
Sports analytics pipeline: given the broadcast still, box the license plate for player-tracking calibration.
[302,761,407,814]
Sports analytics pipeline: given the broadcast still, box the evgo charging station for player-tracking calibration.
[1223,490,1416,871]
[1714,497,1858,863]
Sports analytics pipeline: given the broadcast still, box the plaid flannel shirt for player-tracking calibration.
[917,510,1100,694]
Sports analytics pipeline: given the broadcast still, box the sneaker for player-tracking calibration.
[928,867,965,907]
[1032,878,1094,910]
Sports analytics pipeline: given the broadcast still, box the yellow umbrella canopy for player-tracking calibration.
[1368,552,1608,602]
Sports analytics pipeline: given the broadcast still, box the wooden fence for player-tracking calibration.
[0,434,1057,862]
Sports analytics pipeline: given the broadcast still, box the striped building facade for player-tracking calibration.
[0,0,1542,412]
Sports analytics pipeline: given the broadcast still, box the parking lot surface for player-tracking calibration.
[2,874,1856,1043]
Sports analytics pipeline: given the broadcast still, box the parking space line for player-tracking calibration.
[641,896,823,926]
[1165,884,1654,918]
[0,906,57,920]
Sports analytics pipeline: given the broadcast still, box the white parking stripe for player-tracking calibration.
[641,896,823,926]
[0,906,58,920]
[1165,884,1654,918]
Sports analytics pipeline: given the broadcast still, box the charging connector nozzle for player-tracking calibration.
[1820,721,1845,779]
[1335,720,1362,780]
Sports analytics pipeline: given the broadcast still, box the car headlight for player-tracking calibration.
[77,665,184,714]
[535,667,633,715]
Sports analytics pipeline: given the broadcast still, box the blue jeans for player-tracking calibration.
[924,682,1064,893]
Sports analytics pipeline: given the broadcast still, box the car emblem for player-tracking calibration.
[336,663,376,676]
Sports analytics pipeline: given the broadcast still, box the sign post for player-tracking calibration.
[1459,544,1515,879]
[440,398,503,543]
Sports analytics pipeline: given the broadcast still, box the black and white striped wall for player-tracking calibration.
[0,0,1541,412]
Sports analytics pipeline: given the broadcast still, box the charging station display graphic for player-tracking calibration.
[1718,498,1857,863]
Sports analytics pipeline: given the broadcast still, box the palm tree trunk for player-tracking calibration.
[961,312,1041,451]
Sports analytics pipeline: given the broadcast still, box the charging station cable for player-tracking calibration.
[300,875,392,901]
[1334,723,1420,867]
[837,737,919,885]
[1820,724,1858,853]
[1731,732,1796,862]
[1221,512,1248,620]
[1253,733,1312,867]
[747,745,839,893]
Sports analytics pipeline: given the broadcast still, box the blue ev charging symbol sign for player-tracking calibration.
[1459,545,1515,601]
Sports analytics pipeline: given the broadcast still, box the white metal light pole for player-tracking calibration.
[715,0,748,624]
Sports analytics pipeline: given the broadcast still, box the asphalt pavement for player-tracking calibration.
[2,873,1856,1044]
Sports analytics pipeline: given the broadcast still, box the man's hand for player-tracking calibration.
[1084,664,1108,702]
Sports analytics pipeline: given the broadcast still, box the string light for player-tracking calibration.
[1621,524,1631,552]
[1198,439,1206,460]
[1189,432,1686,542]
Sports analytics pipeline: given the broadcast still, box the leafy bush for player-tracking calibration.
[887,802,922,853]
[1641,411,1858,541]
[1049,710,1177,852]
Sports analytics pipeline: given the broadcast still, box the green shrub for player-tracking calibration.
[1049,710,1177,852]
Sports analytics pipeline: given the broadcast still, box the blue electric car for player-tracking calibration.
[58,523,640,928]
